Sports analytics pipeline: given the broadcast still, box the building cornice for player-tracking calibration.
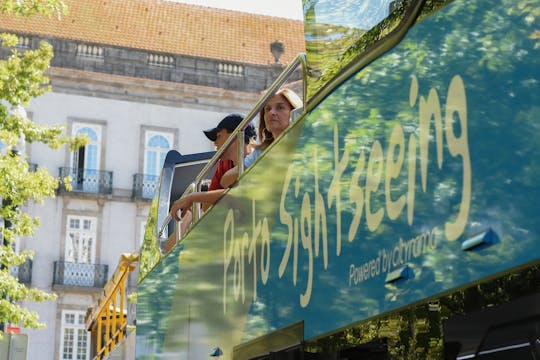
[47,66,261,112]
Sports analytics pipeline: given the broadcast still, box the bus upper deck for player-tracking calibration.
[97,0,540,358]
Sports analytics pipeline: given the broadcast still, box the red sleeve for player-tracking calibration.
[208,160,234,191]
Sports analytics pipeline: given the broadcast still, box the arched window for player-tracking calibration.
[72,126,100,171]
[144,132,172,177]
[71,124,102,191]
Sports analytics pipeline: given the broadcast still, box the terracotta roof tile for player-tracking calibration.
[0,0,305,65]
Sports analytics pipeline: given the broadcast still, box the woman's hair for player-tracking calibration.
[256,88,302,150]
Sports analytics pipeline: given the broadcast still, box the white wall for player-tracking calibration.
[27,92,229,190]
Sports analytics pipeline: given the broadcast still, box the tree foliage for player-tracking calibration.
[0,0,86,336]
[0,0,67,18]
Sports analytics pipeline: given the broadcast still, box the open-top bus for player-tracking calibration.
[92,0,540,358]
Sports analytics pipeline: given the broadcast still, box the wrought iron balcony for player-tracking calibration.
[58,167,113,195]
[132,173,159,200]
[9,258,32,285]
[53,261,108,288]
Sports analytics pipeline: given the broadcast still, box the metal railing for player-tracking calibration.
[85,253,138,360]
[53,261,108,288]
[132,173,159,199]
[158,53,307,244]
[9,258,32,285]
[58,167,113,195]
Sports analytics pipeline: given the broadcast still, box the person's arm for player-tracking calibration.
[220,166,239,188]
[163,210,193,252]
[169,189,225,221]
[220,149,261,188]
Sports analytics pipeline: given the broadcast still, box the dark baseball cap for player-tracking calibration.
[203,113,256,144]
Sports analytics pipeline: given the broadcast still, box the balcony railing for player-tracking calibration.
[9,258,32,285]
[132,173,159,200]
[58,167,113,195]
[53,261,108,288]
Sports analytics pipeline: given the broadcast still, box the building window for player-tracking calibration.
[60,310,89,360]
[72,124,101,171]
[65,215,97,264]
[71,123,102,191]
[144,131,172,178]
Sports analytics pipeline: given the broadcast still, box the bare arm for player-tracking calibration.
[163,210,193,252]
[169,189,225,221]
[220,166,239,188]
[221,148,262,188]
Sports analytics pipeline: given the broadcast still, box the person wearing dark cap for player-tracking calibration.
[169,113,256,222]
[203,114,256,192]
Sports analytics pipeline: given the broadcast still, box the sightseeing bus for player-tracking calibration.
[126,0,540,358]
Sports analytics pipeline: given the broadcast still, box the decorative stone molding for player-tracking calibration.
[16,35,31,49]
[218,62,244,77]
[148,53,175,68]
[76,43,104,58]
[0,33,280,93]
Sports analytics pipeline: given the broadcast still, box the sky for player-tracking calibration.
[167,0,304,20]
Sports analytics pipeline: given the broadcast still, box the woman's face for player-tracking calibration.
[263,94,292,138]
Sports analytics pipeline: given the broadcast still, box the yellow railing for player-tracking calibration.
[85,253,138,360]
